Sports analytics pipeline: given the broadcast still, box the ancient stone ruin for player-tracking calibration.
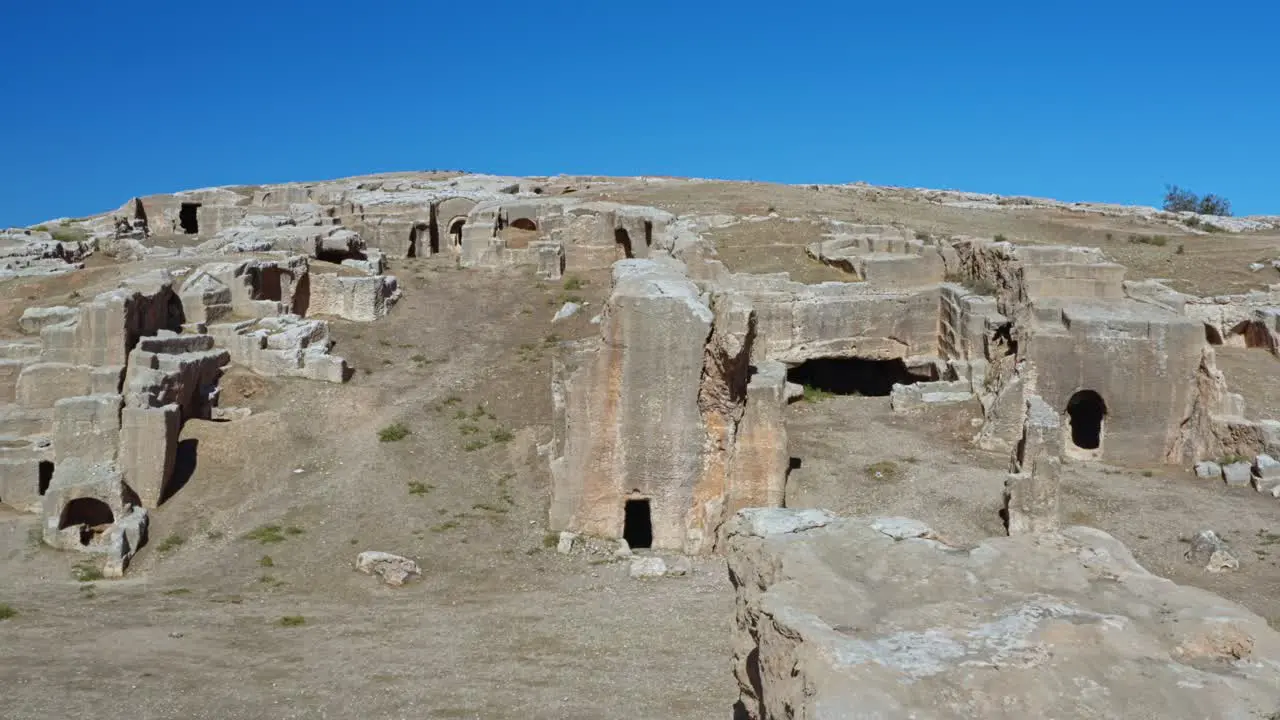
[8,173,1280,717]
[549,216,1280,555]
[0,252,394,574]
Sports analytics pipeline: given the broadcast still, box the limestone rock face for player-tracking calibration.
[355,551,420,586]
[726,509,1280,719]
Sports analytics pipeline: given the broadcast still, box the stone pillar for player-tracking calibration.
[1004,395,1062,535]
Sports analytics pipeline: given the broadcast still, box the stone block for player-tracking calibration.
[52,394,123,463]
[15,363,94,408]
[119,405,180,508]
[1253,454,1280,493]
[1194,461,1222,479]
[1223,461,1253,487]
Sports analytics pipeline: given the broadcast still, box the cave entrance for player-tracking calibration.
[179,203,201,234]
[623,498,652,549]
[59,498,114,546]
[1065,390,1106,454]
[448,218,466,249]
[38,461,53,495]
[615,228,635,260]
[786,357,923,397]
[510,218,537,231]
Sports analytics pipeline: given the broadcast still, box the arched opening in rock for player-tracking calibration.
[644,220,653,247]
[786,357,924,397]
[179,203,201,234]
[164,292,186,333]
[510,218,537,232]
[1066,390,1106,451]
[615,228,634,260]
[448,218,466,248]
[38,461,53,496]
[1205,323,1223,345]
[623,498,652,549]
[59,498,114,546]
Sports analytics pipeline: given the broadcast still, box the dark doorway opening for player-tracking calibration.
[60,498,114,546]
[179,203,201,234]
[623,498,652,549]
[644,220,653,247]
[1205,324,1223,345]
[257,267,284,302]
[292,273,311,317]
[407,225,421,258]
[38,461,53,495]
[615,228,634,259]
[449,218,466,248]
[1066,390,1106,450]
[786,357,923,397]
[510,218,537,231]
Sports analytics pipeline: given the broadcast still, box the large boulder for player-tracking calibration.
[355,551,420,586]
[726,508,1280,719]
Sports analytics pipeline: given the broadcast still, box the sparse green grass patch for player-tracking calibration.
[430,521,459,532]
[156,533,185,553]
[863,461,900,482]
[72,563,104,582]
[278,615,306,627]
[542,532,559,548]
[463,439,489,452]
[162,588,192,596]
[243,525,288,544]
[407,481,433,496]
[378,423,411,442]
[258,555,274,567]
[0,603,16,620]
[562,275,585,291]
[801,384,833,403]
[458,423,480,435]
[490,428,514,443]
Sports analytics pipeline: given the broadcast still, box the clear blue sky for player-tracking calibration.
[2,1,1276,226]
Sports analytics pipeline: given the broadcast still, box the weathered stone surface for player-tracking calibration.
[551,302,580,322]
[355,551,420,586]
[1004,395,1061,535]
[1184,529,1240,573]
[727,510,1280,719]
[628,556,666,579]
[19,306,77,334]
[550,260,720,552]
[556,531,579,555]
[1194,460,1222,478]
[1223,460,1253,487]
[1253,453,1280,493]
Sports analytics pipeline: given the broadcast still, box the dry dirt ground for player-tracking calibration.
[1,177,1279,719]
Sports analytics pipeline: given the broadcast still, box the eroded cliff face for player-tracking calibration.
[549,261,789,554]
[726,509,1280,720]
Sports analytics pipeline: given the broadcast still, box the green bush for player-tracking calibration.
[0,603,16,620]
[378,423,410,442]
[1163,184,1232,216]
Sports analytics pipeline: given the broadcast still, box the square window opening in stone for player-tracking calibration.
[179,203,201,234]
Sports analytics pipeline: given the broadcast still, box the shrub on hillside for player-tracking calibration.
[1163,185,1232,216]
